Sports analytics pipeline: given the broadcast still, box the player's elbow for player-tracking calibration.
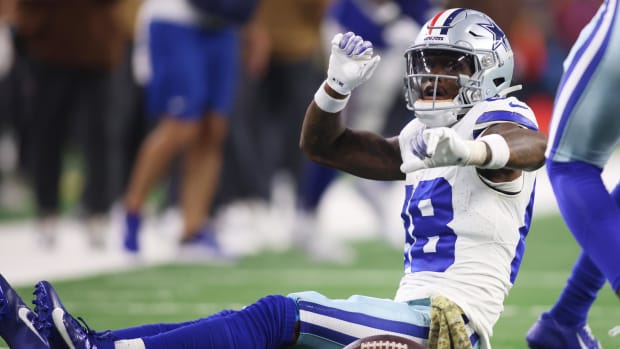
[526,133,548,171]
[299,134,312,156]
[300,134,324,161]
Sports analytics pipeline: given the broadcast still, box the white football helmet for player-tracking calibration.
[403,8,516,126]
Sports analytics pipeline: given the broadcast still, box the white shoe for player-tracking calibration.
[84,215,109,249]
[36,216,57,249]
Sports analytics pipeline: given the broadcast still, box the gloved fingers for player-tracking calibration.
[331,32,345,47]
[424,127,456,155]
[340,32,355,48]
[410,148,423,159]
[409,128,429,159]
[352,40,374,57]
[400,157,427,173]
[360,55,381,76]
[343,35,363,55]
[327,32,378,95]
[423,130,441,157]
[331,32,358,53]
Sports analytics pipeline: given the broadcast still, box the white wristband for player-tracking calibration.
[313,82,350,113]
[479,134,510,169]
[464,140,488,167]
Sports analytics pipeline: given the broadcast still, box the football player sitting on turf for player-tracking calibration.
[0,8,547,349]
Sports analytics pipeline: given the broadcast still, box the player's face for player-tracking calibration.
[408,50,475,101]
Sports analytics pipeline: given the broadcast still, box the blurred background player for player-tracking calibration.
[211,0,330,256]
[526,1,620,348]
[123,0,256,260]
[108,0,150,220]
[13,0,126,248]
[0,0,20,215]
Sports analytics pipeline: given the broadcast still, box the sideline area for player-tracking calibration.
[1,151,620,288]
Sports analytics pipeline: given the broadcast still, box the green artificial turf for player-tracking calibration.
[3,215,619,349]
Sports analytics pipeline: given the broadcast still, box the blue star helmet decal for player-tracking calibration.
[479,22,509,51]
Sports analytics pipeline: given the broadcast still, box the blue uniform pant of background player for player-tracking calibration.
[146,20,239,120]
[547,161,620,293]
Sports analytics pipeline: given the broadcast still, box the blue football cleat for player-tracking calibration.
[34,281,109,349]
[526,312,603,349]
[0,274,49,349]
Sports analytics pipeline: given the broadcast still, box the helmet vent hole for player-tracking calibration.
[493,77,505,87]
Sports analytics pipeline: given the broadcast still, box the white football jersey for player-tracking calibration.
[395,97,539,348]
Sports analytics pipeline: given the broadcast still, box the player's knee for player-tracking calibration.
[245,295,299,346]
[200,113,228,148]
[252,294,298,321]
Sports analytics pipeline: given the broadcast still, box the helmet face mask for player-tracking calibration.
[403,8,515,126]
[404,49,476,110]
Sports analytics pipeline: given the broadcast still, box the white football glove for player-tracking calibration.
[327,32,381,95]
[400,127,488,173]
[409,125,431,160]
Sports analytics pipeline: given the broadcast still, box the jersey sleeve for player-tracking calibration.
[472,97,539,139]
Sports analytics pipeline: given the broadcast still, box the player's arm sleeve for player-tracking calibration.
[472,99,539,139]
[473,100,546,172]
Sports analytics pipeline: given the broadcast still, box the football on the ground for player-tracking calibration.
[343,334,426,349]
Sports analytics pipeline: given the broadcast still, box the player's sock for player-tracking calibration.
[108,310,236,339]
[141,295,297,349]
[547,160,620,291]
[123,211,142,252]
[125,212,141,232]
[549,253,604,327]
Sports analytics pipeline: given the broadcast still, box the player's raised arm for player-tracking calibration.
[299,32,404,181]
